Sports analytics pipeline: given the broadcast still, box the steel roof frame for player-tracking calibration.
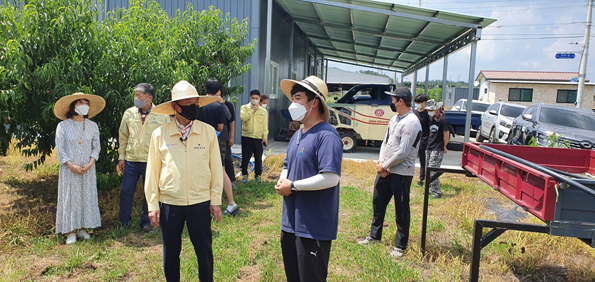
[300,0,483,29]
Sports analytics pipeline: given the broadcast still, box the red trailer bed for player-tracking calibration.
[462,143,595,222]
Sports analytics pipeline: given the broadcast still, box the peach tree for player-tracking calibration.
[0,0,256,173]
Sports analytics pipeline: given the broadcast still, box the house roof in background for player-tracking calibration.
[477,70,588,82]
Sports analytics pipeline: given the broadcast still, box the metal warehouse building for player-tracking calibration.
[86,0,495,143]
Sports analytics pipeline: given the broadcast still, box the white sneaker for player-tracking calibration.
[358,236,380,245]
[77,229,90,240]
[389,247,404,258]
[66,233,77,245]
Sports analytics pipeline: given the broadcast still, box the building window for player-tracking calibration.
[508,88,533,102]
[269,61,279,99]
[556,89,577,103]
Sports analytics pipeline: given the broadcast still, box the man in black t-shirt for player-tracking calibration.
[221,97,236,183]
[426,104,450,198]
[413,95,430,187]
[200,78,239,216]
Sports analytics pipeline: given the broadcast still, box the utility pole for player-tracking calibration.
[577,0,593,109]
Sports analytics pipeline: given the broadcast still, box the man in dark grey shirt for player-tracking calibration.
[358,87,422,259]
[413,95,430,187]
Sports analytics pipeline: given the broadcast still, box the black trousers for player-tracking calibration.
[369,173,412,250]
[224,143,236,182]
[160,201,213,282]
[281,231,332,282]
[241,136,263,176]
[418,144,427,181]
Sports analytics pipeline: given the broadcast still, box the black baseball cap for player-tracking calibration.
[385,87,412,102]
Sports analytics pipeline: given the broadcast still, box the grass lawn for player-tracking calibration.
[0,145,594,281]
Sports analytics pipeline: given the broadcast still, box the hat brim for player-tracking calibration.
[280,79,330,122]
[152,95,221,115]
[54,93,106,120]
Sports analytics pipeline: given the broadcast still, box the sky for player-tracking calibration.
[327,0,595,83]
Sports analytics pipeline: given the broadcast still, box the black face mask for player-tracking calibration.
[176,102,200,120]
[390,103,397,112]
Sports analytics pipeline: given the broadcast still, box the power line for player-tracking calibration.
[424,0,585,7]
[481,35,595,40]
[434,3,586,13]
[483,33,586,36]
[486,22,586,28]
[420,0,585,4]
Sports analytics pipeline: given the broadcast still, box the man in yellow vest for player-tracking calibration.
[118,83,170,232]
[240,89,268,183]
[145,80,222,281]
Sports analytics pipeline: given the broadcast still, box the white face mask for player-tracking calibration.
[288,100,314,122]
[428,111,435,118]
[261,104,267,108]
[75,105,90,116]
[251,99,259,105]
[415,103,422,109]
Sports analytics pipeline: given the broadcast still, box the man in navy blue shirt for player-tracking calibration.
[275,76,343,282]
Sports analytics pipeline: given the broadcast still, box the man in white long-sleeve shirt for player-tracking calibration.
[358,87,422,259]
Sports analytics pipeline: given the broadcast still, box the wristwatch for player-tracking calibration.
[290,182,298,192]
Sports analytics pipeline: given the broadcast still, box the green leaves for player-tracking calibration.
[0,0,256,172]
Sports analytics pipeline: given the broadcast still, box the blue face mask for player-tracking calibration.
[134,98,148,109]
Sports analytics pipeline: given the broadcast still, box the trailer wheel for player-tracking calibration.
[340,132,358,153]
[476,127,485,142]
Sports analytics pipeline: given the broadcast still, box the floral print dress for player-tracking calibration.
[55,119,101,234]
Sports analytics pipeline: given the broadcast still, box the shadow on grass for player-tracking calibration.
[0,165,279,250]
[1,175,60,238]
[511,264,568,282]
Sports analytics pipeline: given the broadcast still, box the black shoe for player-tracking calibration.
[141,225,153,233]
[416,180,424,187]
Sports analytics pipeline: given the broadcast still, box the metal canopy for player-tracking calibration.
[275,0,496,74]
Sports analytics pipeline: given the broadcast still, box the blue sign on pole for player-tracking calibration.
[555,53,576,59]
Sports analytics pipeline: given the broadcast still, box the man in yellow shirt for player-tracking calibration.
[240,89,268,183]
[145,80,222,282]
[118,83,169,232]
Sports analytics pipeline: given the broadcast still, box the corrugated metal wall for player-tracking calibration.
[255,0,313,140]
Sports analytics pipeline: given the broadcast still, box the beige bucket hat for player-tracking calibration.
[152,80,221,115]
[54,92,106,120]
[280,76,330,121]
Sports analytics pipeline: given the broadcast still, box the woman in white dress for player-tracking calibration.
[53,92,105,244]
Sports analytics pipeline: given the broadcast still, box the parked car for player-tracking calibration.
[477,102,526,143]
[327,84,396,152]
[507,103,595,148]
[451,99,492,114]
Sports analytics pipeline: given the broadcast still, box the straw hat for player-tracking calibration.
[152,80,220,115]
[280,76,330,121]
[54,92,106,120]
